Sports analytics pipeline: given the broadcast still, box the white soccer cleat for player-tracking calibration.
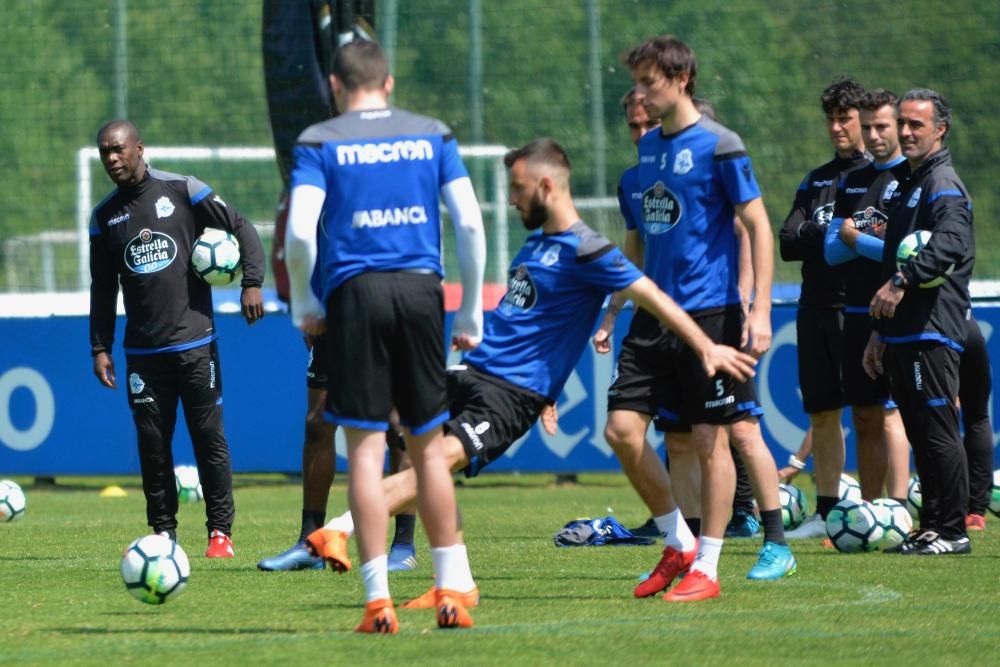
[784,513,826,539]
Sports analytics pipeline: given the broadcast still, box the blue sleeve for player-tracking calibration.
[617,183,637,231]
[576,246,644,292]
[716,155,761,206]
[290,144,328,191]
[824,217,857,265]
[438,136,470,186]
[855,234,884,262]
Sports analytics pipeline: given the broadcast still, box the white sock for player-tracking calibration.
[431,544,476,593]
[324,511,355,537]
[359,555,390,602]
[691,536,724,581]
[653,509,697,552]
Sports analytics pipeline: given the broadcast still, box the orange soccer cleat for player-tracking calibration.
[354,598,398,634]
[966,513,986,531]
[205,530,235,558]
[634,545,696,598]
[436,589,475,629]
[305,528,351,573]
[661,569,720,602]
[401,585,479,610]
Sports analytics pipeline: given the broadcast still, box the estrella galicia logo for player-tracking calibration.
[851,206,889,239]
[128,372,145,395]
[123,228,177,274]
[154,196,175,219]
[812,202,834,227]
[673,148,693,175]
[499,263,537,314]
[641,180,682,234]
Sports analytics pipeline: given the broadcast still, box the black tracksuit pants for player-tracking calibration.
[959,319,993,516]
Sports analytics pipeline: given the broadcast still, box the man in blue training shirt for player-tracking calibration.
[305,138,758,609]
[603,35,795,602]
[284,40,487,633]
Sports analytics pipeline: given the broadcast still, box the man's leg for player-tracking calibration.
[883,408,911,504]
[853,404,886,500]
[726,445,760,538]
[605,410,680,517]
[665,432,702,536]
[959,320,993,527]
[387,427,418,571]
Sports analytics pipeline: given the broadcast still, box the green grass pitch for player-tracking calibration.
[1,473,998,666]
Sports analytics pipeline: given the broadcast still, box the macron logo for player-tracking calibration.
[336,139,434,165]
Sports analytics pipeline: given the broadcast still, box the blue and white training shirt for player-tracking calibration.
[634,117,761,312]
[464,221,644,401]
[291,107,468,302]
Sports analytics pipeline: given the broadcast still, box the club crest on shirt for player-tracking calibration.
[154,196,175,219]
[907,186,922,208]
[123,228,177,274]
[812,202,834,227]
[642,181,682,234]
[673,148,693,175]
[540,245,561,267]
[128,373,145,395]
[882,180,898,203]
[500,264,537,314]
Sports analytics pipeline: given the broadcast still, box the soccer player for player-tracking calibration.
[823,89,911,504]
[307,138,758,607]
[284,40,487,633]
[611,91,758,540]
[959,317,993,531]
[779,78,870,537]
[89,120,266,558]
[866,88,974,555]
[603,35,794,602]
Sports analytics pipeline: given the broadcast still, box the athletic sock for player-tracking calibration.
[817,495,839,520]
[685,517,702,537]
[360,555,390,602]
[760,509,787,545]
[299,509,326,542]
[891,497,908,509]
[690,536,723,581]
[431,544,476,593]
[324,510,355,537]
[654,509,697,552]
[392,513,416,546]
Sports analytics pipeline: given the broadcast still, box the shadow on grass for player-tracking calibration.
[54,626,302,635]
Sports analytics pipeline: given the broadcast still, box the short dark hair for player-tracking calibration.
[821,77,866,114]
[692,96,717,122]
[623,35,697,97]
[899,88,952,140]
[620,87,640,112]
[860,88,897,113]
[96,119,140,145]
[503,138,571,172]
[331,40,388,91]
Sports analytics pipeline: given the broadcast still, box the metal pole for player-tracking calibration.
[114,0,128,118]
[468,0,486,196]
[587,0,606,197]
[379,0,398,73]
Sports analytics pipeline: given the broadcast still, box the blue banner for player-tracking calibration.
[2,305,999,474]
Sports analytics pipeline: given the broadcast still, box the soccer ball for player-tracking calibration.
[778,483,807,529]
[0,480,26,522]
[120,534,190,605]
[174,465,203,503]
[826,499,884,553]
[907,476,922,520]
[191,227,241,285]
[838,473,863,502]
[895,230,954,288]
[871,498,913,550]
[989,469,1000,518]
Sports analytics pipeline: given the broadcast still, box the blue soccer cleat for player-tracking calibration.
[387,542,418,572]
[257,540,325,571]
[724,511,760,538]
[747,541,797,580]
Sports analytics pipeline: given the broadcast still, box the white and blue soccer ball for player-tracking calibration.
[191,228,241,285]
[120,534,190,605]
[871,498,913,550]
[826,499,883,553]
[895,230,954,288]
[907,476,922,520]
[174,465,203,504]
[779,483,807,529]
[838,473,863,503]
[0,480,26,523]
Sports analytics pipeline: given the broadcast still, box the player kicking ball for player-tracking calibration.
[306,138,757,607]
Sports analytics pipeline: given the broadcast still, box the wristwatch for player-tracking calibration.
[891,273,908,289]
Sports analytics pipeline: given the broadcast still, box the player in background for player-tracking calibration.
[610,90,759,540]
[603,36,793,603]
[307,139,758,607]
[958,317,993,531]
[89,120,266,558]
[779,78,870,538]
[866,88,974,554]
[257,2,419,573]
[823,89,910,504]
[285,40,486,632]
